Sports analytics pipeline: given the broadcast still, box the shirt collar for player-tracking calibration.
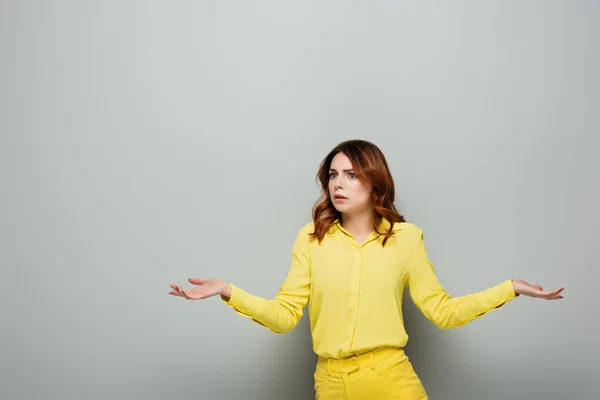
[333,216,402,234]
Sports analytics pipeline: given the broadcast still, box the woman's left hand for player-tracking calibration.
[511,279,564,300]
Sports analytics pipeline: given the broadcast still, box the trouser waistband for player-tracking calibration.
[317,347,406,375]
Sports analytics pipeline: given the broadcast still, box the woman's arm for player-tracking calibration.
[219,229,311,334]
[169,227,312,334]
[407,230,518,330]
[407,230,564,329]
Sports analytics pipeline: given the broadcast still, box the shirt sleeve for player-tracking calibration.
[407,229,518,329]
[220,227,311,334]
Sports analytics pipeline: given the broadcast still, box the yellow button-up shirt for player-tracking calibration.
[223,218,517,359]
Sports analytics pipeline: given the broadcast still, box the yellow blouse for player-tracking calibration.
[222,218,518,359]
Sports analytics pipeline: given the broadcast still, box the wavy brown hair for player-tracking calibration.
[310,139,406,246]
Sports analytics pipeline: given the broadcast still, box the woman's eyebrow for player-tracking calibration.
[329,168,354,172]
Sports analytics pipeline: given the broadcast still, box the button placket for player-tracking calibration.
[348,246,365,354]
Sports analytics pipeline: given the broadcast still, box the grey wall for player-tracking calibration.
[1,1,598,399]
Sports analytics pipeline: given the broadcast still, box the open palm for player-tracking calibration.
[169,278,226,300]
[512,279,564,300]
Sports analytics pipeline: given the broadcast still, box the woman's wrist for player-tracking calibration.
[220,281,232,299]
[511,279,520,296]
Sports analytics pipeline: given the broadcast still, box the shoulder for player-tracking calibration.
[393,221,421,234]
[294,221,315,244]
[298,221,315,235]
[291,222,315,251]
[392,221,424,242]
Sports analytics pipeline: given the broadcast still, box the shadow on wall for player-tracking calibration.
[402,290,463,399]
[250,314,317,400]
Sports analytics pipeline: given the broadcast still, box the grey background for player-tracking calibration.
[1,1,598,399]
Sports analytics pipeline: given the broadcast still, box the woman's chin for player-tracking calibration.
[333,204,352,213]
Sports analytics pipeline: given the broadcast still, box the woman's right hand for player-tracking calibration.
[169,278,231,301]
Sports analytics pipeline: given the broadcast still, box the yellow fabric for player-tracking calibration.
[222,218,518,359]
[314,347,427,399]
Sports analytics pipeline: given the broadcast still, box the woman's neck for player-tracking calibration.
[341,210,377,241]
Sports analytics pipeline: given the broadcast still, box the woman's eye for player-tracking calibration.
[348,173,356,179]
[329,173,337,178]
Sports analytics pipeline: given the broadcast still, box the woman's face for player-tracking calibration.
[328,152,372,216]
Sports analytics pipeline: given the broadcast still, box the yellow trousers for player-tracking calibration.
[314,347,428,400]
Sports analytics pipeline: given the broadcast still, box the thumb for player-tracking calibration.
[188,278,206,285]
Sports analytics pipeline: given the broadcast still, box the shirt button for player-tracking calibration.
[352,359,359,366]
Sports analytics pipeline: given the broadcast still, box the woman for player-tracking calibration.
[169,139,564,399]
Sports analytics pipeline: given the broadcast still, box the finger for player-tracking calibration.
[169,290,183,297]
[188,278,205,285]
[543,289,565,300]
[178,286,188,298]
[172,284,186,297]
[539,287,562,298]
[181,290,194,300]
